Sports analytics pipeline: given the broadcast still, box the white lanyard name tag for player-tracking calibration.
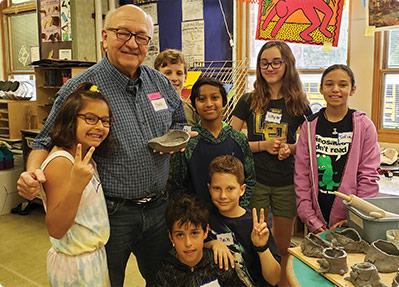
[147,92,168,112]
[216,232,234,246]
[200,279,220,287]
[338,132,352,144]
[265,111,282,124]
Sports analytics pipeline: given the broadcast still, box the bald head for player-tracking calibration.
[102,4,154,79]
[104,5,153,37]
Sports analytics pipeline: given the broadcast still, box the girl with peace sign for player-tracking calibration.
[40,82,115,286]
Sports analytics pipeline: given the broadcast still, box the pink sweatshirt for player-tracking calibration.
[295,110,380,232]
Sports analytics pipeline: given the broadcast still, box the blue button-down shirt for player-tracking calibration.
[33,56,187,199]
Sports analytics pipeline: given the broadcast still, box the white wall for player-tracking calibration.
[348,0,375,117]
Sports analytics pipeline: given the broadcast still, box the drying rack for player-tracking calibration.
[188,59,249,123]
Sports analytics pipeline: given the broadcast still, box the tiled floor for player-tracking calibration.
[0,203,145,287]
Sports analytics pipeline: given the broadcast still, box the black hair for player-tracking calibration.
[166,195,209,233]
[321,64,355,88]
[190,77,227,109]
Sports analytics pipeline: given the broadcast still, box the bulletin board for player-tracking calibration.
[37,0,72,60]
[122,0,233,65]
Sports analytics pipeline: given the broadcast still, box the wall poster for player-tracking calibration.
[256,0,345,47]
[182,20,204,64]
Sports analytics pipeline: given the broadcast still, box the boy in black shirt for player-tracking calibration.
[206,155,281,287]
[153,195,244,287]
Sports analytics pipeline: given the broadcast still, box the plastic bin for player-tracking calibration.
[344,197,399,243]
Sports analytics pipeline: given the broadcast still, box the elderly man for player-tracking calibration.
[17,5,186,286]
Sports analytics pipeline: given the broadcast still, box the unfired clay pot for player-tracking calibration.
[317,247,348,275]
[365,240,399,273]
[301,232,332,258]
[344,262,388,287]
[325,228,369,253]
[147,130,190,152]
[392,270,399,287]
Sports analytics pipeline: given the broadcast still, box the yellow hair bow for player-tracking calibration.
[90,85,100,93]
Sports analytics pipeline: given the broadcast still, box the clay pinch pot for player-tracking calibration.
[301,232,332,258]
[316,246,348,275]
[148,130,190,153]
[393,270,399,287]
[365,239,399,273]
[325,228,369,253]
[344,262,388,287]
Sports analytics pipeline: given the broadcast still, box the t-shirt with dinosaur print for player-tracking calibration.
[315,108,354,225]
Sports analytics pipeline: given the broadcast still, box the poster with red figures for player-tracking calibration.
[256,0,345,47]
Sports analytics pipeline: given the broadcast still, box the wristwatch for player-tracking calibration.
[254,242,269,253]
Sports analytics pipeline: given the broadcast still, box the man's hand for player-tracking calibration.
[17,170,46,200]
[251,208,269,249]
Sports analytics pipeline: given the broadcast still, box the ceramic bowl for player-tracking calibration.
[148,130,190,153]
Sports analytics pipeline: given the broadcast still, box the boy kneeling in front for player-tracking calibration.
[153,194,244,286]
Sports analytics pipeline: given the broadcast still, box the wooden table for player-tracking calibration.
[287,229,397,287]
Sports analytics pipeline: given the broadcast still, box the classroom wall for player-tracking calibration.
[348,1,399,150]
[348,0,374,117]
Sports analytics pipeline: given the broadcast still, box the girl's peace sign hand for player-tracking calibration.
[70,144,95,193]
[251,208,270,249]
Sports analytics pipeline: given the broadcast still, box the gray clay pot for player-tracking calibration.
[365,240,399,273]
[317,246,348,275]
[325,228,369,253]
[393,271,399,287]
[148,130,190,152]
[344,262,388,287]
[301,232,332,258]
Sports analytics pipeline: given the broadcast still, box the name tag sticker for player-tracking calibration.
[147,92,162,101]
[150,98,169,112]
[216,232,234,246]
[265,111,282,124]
[338,132,353,144]
[200,279,220,287]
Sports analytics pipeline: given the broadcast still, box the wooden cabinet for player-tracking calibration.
[0,100,37,140]
[34,66,87,129]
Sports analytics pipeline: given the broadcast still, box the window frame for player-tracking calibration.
[1,2,37,78]
[236,1,352,105]
[371,31,399,143]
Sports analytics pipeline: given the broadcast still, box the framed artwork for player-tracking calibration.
[367,0,399,30]
[256,0,345,47]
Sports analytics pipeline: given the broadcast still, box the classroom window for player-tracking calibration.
[243,1,350,111]
[372,30,399,142]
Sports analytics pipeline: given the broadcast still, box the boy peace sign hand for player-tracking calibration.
[70,144,95,193]
[251,208,269,249]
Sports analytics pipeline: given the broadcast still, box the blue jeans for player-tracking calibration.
[105,192,171,287]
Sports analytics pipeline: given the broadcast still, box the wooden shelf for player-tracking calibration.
[0,100,37,140]
[34,66,89,127]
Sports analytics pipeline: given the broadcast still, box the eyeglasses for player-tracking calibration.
[77,113,113,128]
[106,28,151,46]
[259,60,284,70]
